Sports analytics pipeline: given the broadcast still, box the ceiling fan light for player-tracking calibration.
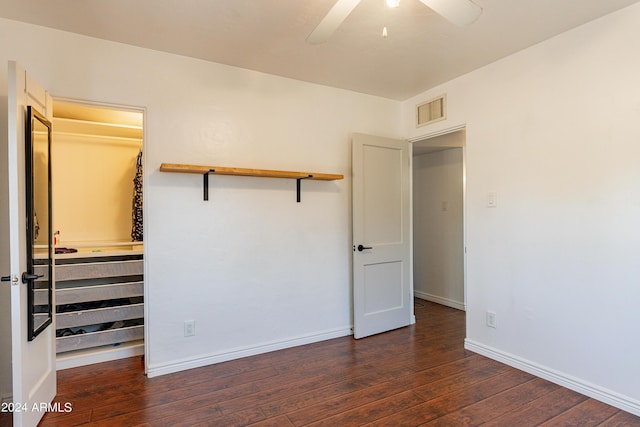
[386,0,400,8]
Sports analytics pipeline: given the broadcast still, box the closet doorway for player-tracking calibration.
[412,129,466,311]
[51,100,145,370]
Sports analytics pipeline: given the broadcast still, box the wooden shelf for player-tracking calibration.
[160,163,343,181]
[160,163,343,202]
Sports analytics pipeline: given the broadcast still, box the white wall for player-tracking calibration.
[413,148,464,310]
[52,132,141,243]
[0,18,403,376]
[403,3,640,414]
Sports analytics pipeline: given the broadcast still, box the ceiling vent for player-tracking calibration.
[416,95,446,127]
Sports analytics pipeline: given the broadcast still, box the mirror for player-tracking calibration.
[26,106,53,341]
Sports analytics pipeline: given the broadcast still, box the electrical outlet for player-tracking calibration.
[486,311,496,328]
[184,320,195,337]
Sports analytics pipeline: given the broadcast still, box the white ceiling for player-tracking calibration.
[1,0,638,100]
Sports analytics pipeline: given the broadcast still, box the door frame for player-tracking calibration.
[409,125,467,311]
[51,97,148,372]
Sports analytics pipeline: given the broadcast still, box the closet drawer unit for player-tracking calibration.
[56,325,144,353]
[57,303,144,329]
[54,251,144,365]
[56,281,143,305]
[56,259,143,281]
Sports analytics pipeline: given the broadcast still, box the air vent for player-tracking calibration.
[416,95,446,127]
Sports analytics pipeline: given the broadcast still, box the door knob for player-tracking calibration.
[357,244,372,252]
[21,272,42,283]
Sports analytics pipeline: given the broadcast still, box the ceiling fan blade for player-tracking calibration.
[306,0,362,44]
[418,0,482,26]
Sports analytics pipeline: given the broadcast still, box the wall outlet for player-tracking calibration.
[486,311,497,328]
[184,320,195,337]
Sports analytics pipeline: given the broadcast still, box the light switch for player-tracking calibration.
[487,192,497,207]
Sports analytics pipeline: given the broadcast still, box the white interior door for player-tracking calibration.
[2,61,56,427]
[352,133,412,339]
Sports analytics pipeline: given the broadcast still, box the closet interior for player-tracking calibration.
[51,101,144,369]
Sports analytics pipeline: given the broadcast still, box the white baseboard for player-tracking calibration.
[147,326,353,378]
[465,339,640,417]
[57,341,144,370]
[415,291,465,311]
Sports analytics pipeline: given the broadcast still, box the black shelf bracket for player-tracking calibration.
[203,169,215,201]
[296,175,313,203]
[203,170,314,202]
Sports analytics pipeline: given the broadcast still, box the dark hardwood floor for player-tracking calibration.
[38,300,639,426]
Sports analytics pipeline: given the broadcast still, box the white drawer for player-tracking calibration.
[57,325,144,353]
[56,260,143,281]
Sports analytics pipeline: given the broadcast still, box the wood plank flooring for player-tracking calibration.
[37,300,639,426]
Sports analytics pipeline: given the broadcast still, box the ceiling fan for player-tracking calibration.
[307,0,482,44]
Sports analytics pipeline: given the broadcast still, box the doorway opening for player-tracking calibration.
[51,99,145,370]
[412,129,466,311]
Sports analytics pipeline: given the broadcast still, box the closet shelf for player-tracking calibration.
[159,163,343,202]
